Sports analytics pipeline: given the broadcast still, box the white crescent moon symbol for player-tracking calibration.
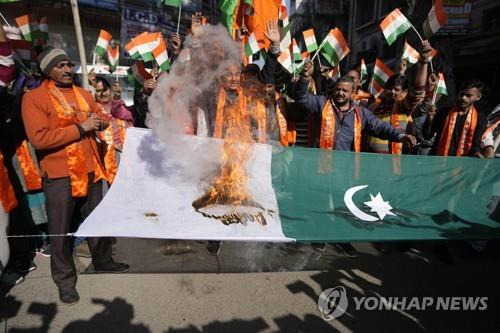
[344,185,379,222]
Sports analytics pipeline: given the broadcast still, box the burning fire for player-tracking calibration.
[193,87,270,226]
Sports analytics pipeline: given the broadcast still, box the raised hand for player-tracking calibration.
[302,60,314,79]
[191,12,203,36]
[171,32,181,55]
[419,40,432,63]
[264,20,280,45]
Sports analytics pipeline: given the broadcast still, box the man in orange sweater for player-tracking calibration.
[22,48,128,305]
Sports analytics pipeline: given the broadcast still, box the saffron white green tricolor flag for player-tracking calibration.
[328,66,340,81]
[135,32,161,63]
[107,44,119,72]
[75,128,500,242]
[360,58,368,85]
[277,48,293,74]
[95,30,112,56]
[436,73,448,96]
[402,40,419,65]
[380,8,413,46]
[302,29,318,53]
[423,0,447,38]
[125,40,140,60]
[278,0,291,51]
[153,35,170,72]
[319,28,350,67]
[15,14,38,42]
[292,38,302,62]
[370,58,394,96]
[244,32,260,57]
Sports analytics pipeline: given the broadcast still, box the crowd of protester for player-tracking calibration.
[0,12,499,305]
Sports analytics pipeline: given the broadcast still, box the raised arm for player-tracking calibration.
[288,60,327,114]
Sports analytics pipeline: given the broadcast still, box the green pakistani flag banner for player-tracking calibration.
[163,0,182,7]
[76,129,500,242]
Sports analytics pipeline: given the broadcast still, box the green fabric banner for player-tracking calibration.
[272,147,500,242]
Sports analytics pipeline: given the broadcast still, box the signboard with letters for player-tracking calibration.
[437,0,472,36]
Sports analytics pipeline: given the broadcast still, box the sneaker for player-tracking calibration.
[0,271,25,286]
[334,243,358,258]
[94,261,129,273]
[206,241,221,256]
[58,286,80,305]
[36,244,51,257]
[74,242,92,258]
[311,243,327,252]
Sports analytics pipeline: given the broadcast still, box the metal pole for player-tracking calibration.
[70,0,89,90]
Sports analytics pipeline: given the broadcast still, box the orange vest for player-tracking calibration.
[320,100,362,152]
[15,140,42,191]
[437,106,478,156]
[0,152,17,213]
[46,81,109,196]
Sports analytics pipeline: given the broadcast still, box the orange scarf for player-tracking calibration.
[390,103,402,155]
[0,152,17,213]
[437,106,478,156]
[99,118,118,184]
[320,100,362,152]
[275,93,294,146]
[214,87,250,139]
[46,81,108,196]
[15,140,42,191]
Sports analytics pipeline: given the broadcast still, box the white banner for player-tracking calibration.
[76,128,291,242]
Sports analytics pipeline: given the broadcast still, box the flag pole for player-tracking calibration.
[431,80,439,105]
[311,39,326,62]
[70,0,89,90]
[176,4,182,34]
[410,25,434,73]
[0,12,11,27]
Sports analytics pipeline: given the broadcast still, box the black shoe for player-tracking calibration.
[334,243,358,258]
[311,243,327,252]
[58,286,80,305]
[94,261,130,273]
[206,241,221,256]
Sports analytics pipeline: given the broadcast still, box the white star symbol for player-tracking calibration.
[363,193,396,220]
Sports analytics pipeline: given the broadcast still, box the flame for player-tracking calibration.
[193,93,254,209]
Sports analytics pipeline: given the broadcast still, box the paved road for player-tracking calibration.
[1,238,499,332]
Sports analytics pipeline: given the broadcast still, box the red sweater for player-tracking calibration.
[22,82,104,179]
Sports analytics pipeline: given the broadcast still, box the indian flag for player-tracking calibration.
[75,128,500,243]
[125,40,140,60]
[370,58,394,96]
[430,46,438,60]
[360,58,368,85]
[402,40,419,64]
[303,29,318,53]
[423,0,447,38]
[95,30,112,56]
[153,35,170,72]
[15,14,37,42]
[292,38,302,62]
[319,28,350,67]
[107,44,119,72]
[135,32,160,63]
[380,8,413,46]
[278,48,293,74]
[279,0,291,51]
[436,73,448,96]
[244,32,260,57]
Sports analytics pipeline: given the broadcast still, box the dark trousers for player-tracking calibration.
[43,173,113,289]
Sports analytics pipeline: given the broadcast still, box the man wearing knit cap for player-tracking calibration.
[21,47,129,305]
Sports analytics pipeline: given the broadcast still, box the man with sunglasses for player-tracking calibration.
[21,48,129,305]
